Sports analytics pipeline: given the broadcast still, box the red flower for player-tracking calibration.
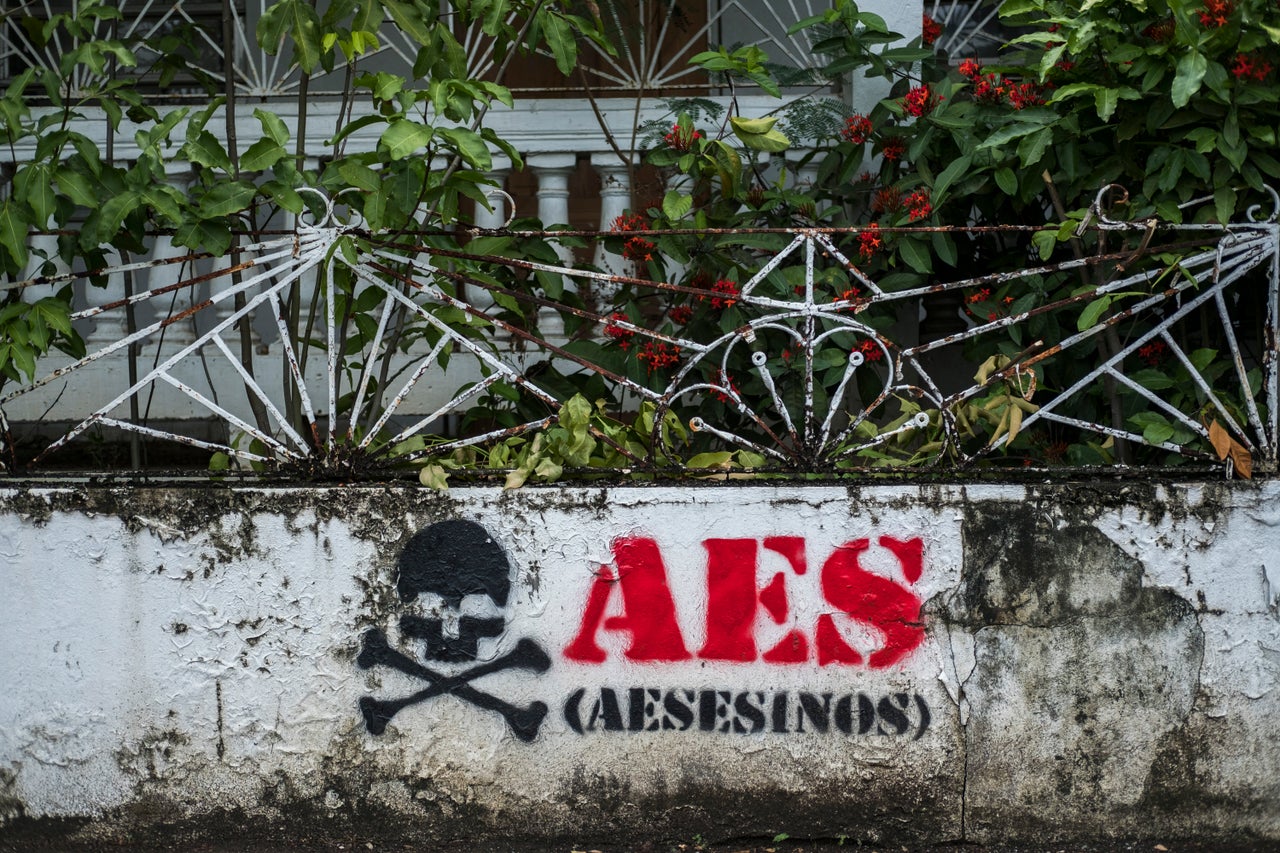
[871,186,902,214]
[669,304,693,325]
[858,223,882,260]
[958,59,982,79]
[623,236,655,262]
[1138,340,1168,366]
[1007,81,1047,110]
[664,123,703,152]
[1143,19,1176,41]
[712,369,739,404]
[611,213,655,262]
[973,73,1006,104]
[922,14,943,46]
[637,341,681,375]
[966,287,992,304]
[858,339,883,362]
[1198,0,1233,27]
[901,84,938,117]
[611,213,647,232]
[881,138,906,161]
[1232,52,1273,81]
[841,113,874,144]
[711,279,739,309]
[904,189,932,221]
[604,312,634,349]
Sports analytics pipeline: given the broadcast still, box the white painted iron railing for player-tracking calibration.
[1,185,1275,476]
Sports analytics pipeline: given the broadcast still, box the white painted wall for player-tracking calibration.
[0,482,1276,845]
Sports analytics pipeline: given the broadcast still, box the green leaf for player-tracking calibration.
[931,231,958,267]
[932,154,972,202]
[1031,229,1057,261]
[183,130,233,171]
[173,219,232,256]
[379,119,434,160]
[1172,51,1207,109]
[282,0,324,72]
[197,181,257,218]
[994,167,1018,196]
[254,107,290,147]
[662,189,693,221]
[1094,87,1118,121]
[1076,295,1112,331]
[55,166,97,208]
[381,0,434,46]
[437,127,491,170]
[687,451,734,469]
[0,201,29,270]
[896,236,932,274]
[542,13,577,76]
[1016,128,1051,168]
[96,189,142,241]
[240,138,287,172]
[730,115,779,134]
[337,159,381,192]
[16,164,56,228]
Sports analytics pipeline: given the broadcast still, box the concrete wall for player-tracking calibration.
[1,482,1277,847]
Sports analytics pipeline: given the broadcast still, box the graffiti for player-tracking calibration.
[358,522,932,743]
[563,688,931,740]
[358,520,551,741]
[565,535,926,668]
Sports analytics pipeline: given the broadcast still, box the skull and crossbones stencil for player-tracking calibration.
[357,519,550,742]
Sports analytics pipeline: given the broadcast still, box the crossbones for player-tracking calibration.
[356,519,551,741]
[357,628,550,741]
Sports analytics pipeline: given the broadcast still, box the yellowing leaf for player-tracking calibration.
[1208,419,1253,478]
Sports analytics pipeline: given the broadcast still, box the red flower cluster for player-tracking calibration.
[858,339,884,362]
[611,213,656,262]
[966,287,992,304]
[669,304,693,325]
[858,223,883,259]
[966,66,1047,110]
[1006,81,1047,110]
[604,312,635,349]
[902,84,939,117]
[664,123,703,152]
[637,341,681,374]
[882,138,906,161]
[841,113,874,145]
[1231,52,1273,81]
[904,189,932,221]
[705,279,740,309]
[872,186,902,214]
[1198,0,1233,27]
[712,369,740,404]
[1138,339,1168,366]
[972,73,1005,104]
[1142,18,1176,41]
[922,14,942,46]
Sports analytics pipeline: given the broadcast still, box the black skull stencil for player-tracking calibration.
[396,519,512,663]
[357,520,551,741]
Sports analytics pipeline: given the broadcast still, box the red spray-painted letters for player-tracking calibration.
[564,534,926,668]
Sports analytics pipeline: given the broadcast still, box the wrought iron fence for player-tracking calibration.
[1,185,1275,479]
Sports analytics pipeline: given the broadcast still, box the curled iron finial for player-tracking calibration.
[483,188,517,229]
[1246,185,1280,223]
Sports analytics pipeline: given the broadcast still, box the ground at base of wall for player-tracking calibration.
[3,840,1277,853]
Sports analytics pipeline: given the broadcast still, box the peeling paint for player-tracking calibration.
[0,482,1277,848]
